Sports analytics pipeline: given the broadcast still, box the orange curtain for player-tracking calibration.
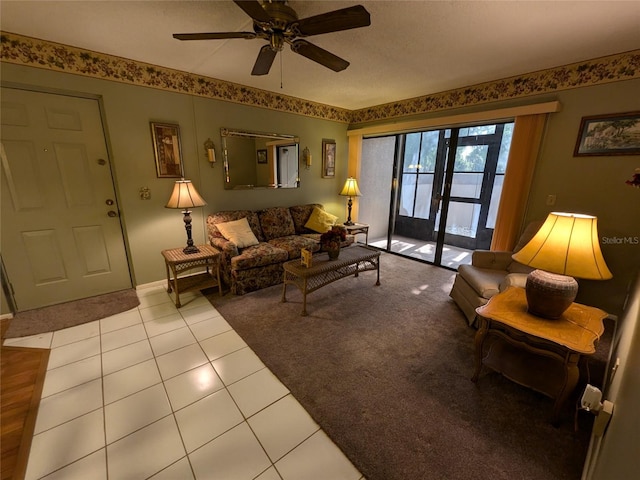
[490,114,547,250]
[347,134,363,221]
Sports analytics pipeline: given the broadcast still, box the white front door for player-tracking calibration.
[1,87,131,311]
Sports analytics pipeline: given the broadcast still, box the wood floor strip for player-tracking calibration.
[1,318,50,480]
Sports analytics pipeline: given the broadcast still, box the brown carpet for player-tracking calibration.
[206,253,609,480]
[5,289,140,338]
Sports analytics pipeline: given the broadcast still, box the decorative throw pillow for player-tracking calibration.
[215,217,260,248]
[304,206,338,233]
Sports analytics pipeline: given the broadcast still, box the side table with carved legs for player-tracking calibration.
[472,287,606,424]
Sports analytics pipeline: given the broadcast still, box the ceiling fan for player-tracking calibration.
[173,0,371,75]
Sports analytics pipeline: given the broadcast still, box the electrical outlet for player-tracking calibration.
[581,384,602,411]
[546,194,556,206]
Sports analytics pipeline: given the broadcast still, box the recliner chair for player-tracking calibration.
[449,221,542,326]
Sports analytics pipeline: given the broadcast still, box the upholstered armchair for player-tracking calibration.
[449,222,542,326]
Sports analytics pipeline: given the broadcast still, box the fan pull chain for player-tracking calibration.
[280,51,283,89]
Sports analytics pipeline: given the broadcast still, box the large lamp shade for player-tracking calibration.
[165,179,207,210]
[512,212,611,318]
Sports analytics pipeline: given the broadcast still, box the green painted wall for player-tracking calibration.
[1,63,349,298]
[526,80,640,317]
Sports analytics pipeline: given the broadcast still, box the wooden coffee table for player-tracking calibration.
[282,245,381,316]
[473,286,607,424]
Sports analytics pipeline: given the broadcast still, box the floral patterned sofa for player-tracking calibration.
[206,204,353,295]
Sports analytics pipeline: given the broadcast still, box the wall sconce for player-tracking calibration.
[302,147,311,169]
[204,138,216,167]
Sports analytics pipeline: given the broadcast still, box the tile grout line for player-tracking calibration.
[179,302,282,480]
[152,302,196,480]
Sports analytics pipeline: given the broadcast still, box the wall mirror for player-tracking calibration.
[221,128,300,190]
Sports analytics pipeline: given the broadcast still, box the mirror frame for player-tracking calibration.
[221,128,300,190]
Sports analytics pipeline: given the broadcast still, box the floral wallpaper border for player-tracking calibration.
[0,32,352,123]
[351,50,640,124]
[2,32,639,125]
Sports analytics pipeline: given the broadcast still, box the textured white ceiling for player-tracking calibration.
[1,1,639,110]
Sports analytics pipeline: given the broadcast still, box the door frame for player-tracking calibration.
[388,121,513,266]
[0,82,134,312]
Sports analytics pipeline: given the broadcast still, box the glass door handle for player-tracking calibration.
[432,194,442,211]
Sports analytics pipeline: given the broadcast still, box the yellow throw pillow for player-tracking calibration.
[304,207,338,233]
[216,217,260,248]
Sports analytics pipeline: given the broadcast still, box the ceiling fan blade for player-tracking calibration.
[233,0,272,23]
[293,5,370,37]
[252,45,277,75]
[173,32,256,41]
[290,39,349,72]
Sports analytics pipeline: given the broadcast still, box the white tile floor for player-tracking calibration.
[4,285,364,480]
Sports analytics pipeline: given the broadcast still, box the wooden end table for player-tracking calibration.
[472,286,606,424]
[161,244,222,307]
[282,245,380,316]
[342,223,369,245]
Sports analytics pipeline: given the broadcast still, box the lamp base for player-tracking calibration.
[525,269,578,319]
[182,245,200,254]
[344,197,355,227]
[181,209,200,254]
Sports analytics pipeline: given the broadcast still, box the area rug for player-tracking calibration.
[4,289,140,338]
[206,253,608,480]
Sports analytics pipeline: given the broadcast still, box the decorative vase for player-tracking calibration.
[327,247,340,260]
[323,244,340,260]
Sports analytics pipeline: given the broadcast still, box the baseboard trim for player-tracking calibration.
[136,280,166,291]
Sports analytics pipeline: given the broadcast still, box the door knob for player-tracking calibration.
[107,210,118,217]
[106,199,114,205]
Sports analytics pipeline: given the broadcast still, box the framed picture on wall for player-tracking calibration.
[151,122,184,177]
[257,149,268,164]
[322,139,336,178]
[574,111,640,156]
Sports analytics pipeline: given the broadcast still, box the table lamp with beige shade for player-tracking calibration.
[511,212,612,319]
[165,178,207,254]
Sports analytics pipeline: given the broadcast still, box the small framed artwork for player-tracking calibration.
[151,122,184,177]
[322,139,336,178]
[257,149,268,164]
[574,111,640,156]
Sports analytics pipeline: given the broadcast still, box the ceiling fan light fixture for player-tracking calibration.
[269,33,284,52]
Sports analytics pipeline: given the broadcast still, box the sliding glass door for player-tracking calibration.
[360,121,513,269]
